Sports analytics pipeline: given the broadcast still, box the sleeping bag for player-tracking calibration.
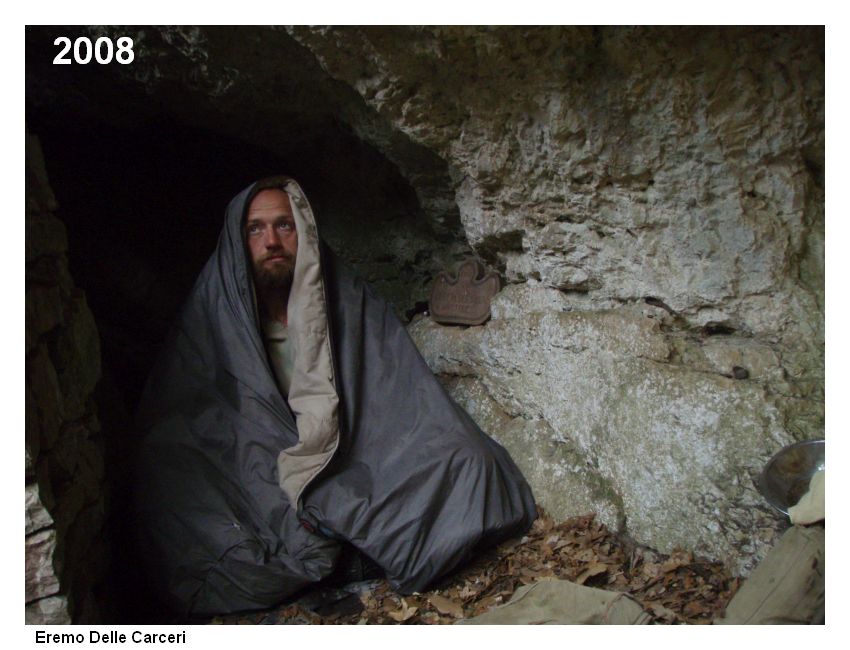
[135,176,536,617]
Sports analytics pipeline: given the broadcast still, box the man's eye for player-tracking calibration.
[278,222,293,231]
[247,224,262,235]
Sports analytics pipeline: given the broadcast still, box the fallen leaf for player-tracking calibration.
[387,598,418,622]
[576,562,609,585]
[473,594,502,615]
[217,508,739,626]
[429,594,465,618]
[645,601,679,623]
[662,558,687,573]
[683,599,711,617]
[642,562,662,579]
[520,567,544,578]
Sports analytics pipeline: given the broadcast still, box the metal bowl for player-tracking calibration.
[757,439,825,516]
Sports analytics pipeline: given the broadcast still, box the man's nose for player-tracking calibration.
[264,228,282,248]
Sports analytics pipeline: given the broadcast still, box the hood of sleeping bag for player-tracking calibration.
[134,176,536,617]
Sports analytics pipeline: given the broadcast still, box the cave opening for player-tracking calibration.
[27,35,437,621]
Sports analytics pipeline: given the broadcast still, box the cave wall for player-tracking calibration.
[286,26,824,574]
[25,134,107,624]
[27,25,472,315]
[25,25,823,592]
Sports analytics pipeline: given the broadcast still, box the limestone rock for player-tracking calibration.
[26,445,36,482]
[26,344,64,450]
[48,292,101,422]
[25,596,71,625]
[444,376,624,530]
[411,291,794,573]
[25,529,61,602]
[290,26,823,343]
[24,131,107,623]
[674,336,785,383]
[25,483,54,535]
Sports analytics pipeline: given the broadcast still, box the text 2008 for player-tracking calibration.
[53,36,134,65]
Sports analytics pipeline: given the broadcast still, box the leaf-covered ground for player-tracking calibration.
[211,510,740,625]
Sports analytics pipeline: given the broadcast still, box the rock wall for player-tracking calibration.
[288,26,824,574]
[25,26,823,579]
[25,134,107,623]
[27,25,472,315]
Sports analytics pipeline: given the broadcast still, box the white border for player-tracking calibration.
[8,10,846,649]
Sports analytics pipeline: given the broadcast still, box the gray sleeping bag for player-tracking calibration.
[135,177,536,617]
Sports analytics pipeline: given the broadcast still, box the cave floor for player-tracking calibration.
[206,510,739,625]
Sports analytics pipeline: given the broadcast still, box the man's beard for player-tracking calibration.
[253,252,295,293]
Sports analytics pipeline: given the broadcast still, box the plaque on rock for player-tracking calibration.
[429,259,500,325]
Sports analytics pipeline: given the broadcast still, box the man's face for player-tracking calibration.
[245,189,298,291]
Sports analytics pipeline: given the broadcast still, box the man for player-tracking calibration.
[245,187,298,325]
[135,176,536,617]
[244,187,298,397]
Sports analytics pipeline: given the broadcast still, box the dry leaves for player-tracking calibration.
[575,562,608,585]
[216,508,740,625]
[428,594,464,618]
[387,598,419,622]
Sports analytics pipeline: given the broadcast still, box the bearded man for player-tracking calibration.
[244,187,298,397]
[135,176,536,617]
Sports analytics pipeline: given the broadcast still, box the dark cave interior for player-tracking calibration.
[26,26,430,623]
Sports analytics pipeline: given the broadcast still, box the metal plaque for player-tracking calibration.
[429,258,500,326]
